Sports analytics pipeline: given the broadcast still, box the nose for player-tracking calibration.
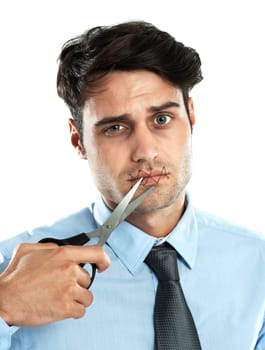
[131,126,158,163]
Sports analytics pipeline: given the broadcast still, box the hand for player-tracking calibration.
[0,242,110,326]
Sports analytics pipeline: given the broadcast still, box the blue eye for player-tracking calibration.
[154,114,171,125]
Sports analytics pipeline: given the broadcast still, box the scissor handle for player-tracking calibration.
[38,233,96,289]
[38,232,90,246]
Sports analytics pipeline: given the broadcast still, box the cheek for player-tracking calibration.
[86,141,128,175]
[166,127,192,153]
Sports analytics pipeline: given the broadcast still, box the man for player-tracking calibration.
[0,21,264,350]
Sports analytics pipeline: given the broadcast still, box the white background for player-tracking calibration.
[0,0,264,239]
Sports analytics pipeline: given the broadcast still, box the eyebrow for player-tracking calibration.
[94,101,180,128]
[148,101,180,113]
[94,115,130,128]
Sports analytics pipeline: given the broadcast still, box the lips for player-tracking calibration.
[129,167,169,185]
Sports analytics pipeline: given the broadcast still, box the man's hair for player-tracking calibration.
[57,21,203,134]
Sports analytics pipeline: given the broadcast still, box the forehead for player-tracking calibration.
[83,70,183,116]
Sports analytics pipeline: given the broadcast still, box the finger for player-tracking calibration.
[13,242,58,256]
[74,286,94,308]
[7,243,57,270]
[70,299,93,319]
[57,245,111,272]
[2,242,59,278]
[76,266,91,288]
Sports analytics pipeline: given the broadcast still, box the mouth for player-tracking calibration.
[129,167,169,186]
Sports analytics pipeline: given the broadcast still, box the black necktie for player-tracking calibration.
[145,243,201,350]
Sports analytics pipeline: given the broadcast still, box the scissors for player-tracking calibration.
[39,178,153,289]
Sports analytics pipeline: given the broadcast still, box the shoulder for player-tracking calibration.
[193,208,265,272]
[0,205,96,260]
[33,206,96,237]
[194,207,265,249]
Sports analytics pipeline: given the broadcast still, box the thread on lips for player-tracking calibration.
[130,166,168,185]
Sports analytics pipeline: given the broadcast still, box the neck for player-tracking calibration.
[126,192,186,238]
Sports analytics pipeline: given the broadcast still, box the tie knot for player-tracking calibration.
[145,244,179,281]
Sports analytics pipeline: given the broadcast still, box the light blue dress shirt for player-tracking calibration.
[0,194,265,349]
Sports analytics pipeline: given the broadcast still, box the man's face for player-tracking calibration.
[70,70,195,213]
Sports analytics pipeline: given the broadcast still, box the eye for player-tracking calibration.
[104,124,125,135]
[154,114,171,125]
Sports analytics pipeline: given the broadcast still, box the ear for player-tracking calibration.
[188,97,196,127]
[68,119,87,159]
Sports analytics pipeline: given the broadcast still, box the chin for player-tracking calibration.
[133,188,185,214]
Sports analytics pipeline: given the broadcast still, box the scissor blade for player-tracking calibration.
[119,186,153,222]
[97,178,153,246]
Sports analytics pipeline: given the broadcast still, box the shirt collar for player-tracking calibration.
[167,194,199,269]
[93,193,198,274]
